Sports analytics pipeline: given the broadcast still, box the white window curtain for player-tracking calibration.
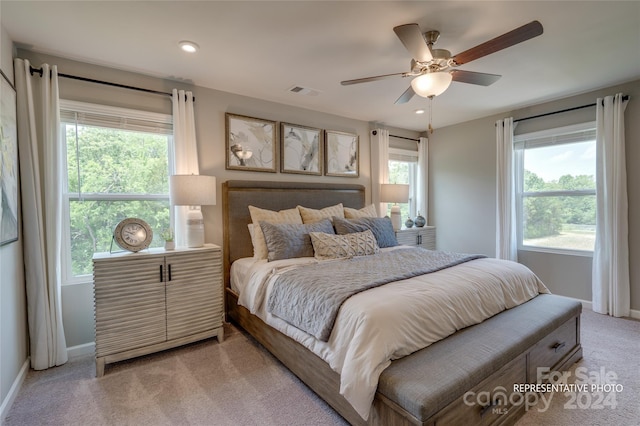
[416,136,429,222]
[371,129,389,216]
[496,117,517,261]
[171,89,199,247]
[14,58,67,370]
[592,93,630,317]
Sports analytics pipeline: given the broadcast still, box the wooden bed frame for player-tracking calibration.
[222,180,582,426]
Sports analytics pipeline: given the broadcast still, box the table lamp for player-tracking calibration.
[380,183,410,231]
[169,174,216,247]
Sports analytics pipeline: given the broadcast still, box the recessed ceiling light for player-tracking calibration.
[179,41,199,53]
[415,109,425,114]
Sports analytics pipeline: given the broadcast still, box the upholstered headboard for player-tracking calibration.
[222,180,366,286]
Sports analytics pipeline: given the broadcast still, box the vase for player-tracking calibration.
[414,212,426,227]
[164,241,175,250]
[405,217,414,228]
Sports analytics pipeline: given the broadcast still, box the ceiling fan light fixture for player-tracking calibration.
[411,72,453,98]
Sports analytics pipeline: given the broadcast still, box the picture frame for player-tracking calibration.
[280,122,323,175]
[0,69,18,246]
[226,113,277,172]
[324,130,359,177]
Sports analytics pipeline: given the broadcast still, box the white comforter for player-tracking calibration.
[234,250,549,420]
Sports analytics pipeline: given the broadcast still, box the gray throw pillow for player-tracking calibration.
[332,216,398,248]
[259,219,335,261]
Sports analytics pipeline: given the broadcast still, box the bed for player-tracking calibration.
[222,180,583,426]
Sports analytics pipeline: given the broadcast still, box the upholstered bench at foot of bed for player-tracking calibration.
[373,294,583,426]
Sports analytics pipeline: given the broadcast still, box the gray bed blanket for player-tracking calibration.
[266,248,485,341]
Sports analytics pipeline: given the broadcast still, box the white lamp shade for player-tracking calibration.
[410,72,453,98]
[170,175,217,206]
[380,184,410,204]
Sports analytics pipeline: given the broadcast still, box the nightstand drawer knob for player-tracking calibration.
[552,341,566,353]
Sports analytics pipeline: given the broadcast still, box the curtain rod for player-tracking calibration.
[371,130,419,142]
[514,95,629,123]
[28,66,194,101]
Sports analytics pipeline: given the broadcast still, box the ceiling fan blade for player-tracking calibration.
[394,86,415,104]
[451,20,543,66]
[393,24,433,62]
[451,70,501,86]
[341,72,406,86]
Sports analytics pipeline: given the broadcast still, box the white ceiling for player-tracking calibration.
[2,1,639,131]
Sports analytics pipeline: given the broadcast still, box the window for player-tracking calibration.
[60,100,173,284]
[515,122,596,254]
[387,147,418,220]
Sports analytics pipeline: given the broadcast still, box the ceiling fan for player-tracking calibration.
[341,20,543,104]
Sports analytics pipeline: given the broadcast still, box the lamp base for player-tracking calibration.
[390,205,401,231]
[186,209,205,248]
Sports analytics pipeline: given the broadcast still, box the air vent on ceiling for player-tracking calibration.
[288,85,321,96]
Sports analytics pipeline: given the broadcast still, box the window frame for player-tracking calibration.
[388,147,419,219]
[59,100,173,286]
[514,121,596,257]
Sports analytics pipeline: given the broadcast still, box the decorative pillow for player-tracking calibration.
[332,216,398,248]
[344,204,378,219]
[259,219,335,261]
[298,203,344,224]
[249,205,303,259]
[247,224,256,256]
[309,230,380,260]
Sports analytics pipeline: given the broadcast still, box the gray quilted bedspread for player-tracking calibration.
[266,248,486,341]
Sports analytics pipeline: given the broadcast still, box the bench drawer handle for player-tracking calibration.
[552,341,566,353]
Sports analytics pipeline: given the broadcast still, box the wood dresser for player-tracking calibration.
[93,244,224,376]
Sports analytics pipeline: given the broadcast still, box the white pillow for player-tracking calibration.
[309,230,379,260]
[298,203,344,224]
[344,204,378,218]
[248,205,302,260]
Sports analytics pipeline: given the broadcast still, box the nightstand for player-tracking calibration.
[92,244,224,376]
[395,226,436,250]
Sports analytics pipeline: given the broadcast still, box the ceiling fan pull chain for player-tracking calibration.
[428,96,434,134]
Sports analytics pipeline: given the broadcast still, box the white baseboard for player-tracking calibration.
[570,297,640,320]
[67,342,95,360]
[0,358,29,424]
[0,343,93,423]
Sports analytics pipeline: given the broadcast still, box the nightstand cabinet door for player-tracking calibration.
[93,254,167,358]
[165,249,223,340]
[395,226,436,250]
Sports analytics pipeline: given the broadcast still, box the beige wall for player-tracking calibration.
[429,79,640,311]
[1,23,28,419]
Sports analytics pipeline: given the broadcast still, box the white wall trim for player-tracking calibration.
[569,297,640,320]
[67,342,95,360]
[0,358,29,423]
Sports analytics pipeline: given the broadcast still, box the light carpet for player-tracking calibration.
[4,308,639,426]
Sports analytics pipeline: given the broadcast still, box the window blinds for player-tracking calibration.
[59,100,172,134]
[515,122,596,149]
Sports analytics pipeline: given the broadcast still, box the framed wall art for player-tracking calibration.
[226,113,277,172]
[325,130,359,177]
[0,69,18,246]
[280,122,322,175]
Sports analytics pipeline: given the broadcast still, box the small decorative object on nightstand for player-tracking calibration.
[405,217,414,228]
[112,217,153,253]
[162,228,175,250]
[414,212,426,227]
